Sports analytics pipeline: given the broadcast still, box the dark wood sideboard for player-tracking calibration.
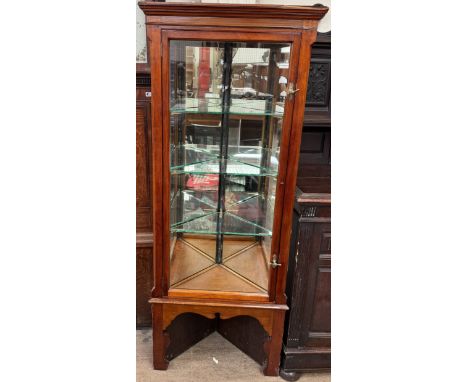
[280,186,331,381]
[136,63,153,327]
[280,31,331,380]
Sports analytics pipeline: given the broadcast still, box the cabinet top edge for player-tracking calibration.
[138,2,329,21]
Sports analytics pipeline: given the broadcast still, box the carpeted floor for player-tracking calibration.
[137,329,331,382]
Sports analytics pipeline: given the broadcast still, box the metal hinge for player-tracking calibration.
[270,254,282,269]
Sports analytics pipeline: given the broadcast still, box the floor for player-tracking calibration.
[137,329,331,382]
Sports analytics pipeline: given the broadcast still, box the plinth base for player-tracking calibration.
[151,298,288,376]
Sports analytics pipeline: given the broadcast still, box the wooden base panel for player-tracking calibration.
[281,346,331,371]
[151,299,287,376]
[218,315,268,366]
[166,312,216,361]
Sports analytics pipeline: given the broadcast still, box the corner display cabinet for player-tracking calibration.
[138,1,328,376]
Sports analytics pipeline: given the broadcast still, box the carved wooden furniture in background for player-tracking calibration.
[298,32,330,195]
[280,184,331,381]
[303,32,330,126]
[136,64,153,327]
[280,31,331,380]
[138,1,328,376]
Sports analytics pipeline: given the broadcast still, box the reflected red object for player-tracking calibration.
[198,47,211,98]
[186,174,219,189]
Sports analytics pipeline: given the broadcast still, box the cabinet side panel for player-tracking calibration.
[286,219,316,347]
[275,30,316,304]
[283,206,300,345]
[148,26,165,296]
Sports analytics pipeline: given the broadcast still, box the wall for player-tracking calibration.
[136,0,331,62]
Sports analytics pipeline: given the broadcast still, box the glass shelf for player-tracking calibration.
[171,144,279,171]
[170,190,217,227]
[171,98,284,117]
[171,211,272,237]
[170,144,217,170]
[228,146,279,173]
[170,190,259,227]
[171,192,273,236]
[171,159,276,177]
[170,144,279,176]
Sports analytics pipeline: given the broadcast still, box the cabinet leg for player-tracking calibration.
[262,310,285,376]
[279,370,301,381]
[152,304,169,370]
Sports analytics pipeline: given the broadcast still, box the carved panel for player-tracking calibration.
[303,32,330,126]
[302,207,316,217]
[306,61,330,107]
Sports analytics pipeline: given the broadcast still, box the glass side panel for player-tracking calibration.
[169,39,291,295]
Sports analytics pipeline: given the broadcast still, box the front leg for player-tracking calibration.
[262,310,285,376]
[152,304,170,370]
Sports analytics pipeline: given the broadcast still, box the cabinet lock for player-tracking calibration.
[270,255,282,269]
[287,83,300,97]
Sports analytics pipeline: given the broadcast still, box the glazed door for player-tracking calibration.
[162,30,301,301]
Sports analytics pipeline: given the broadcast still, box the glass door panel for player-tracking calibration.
[168,39,291,296]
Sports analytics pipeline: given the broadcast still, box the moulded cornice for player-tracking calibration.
[138,2,329,21]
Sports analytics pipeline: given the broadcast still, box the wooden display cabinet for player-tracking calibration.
[138,1,328,376]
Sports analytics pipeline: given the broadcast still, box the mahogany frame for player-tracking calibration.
[139,2,328,376]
